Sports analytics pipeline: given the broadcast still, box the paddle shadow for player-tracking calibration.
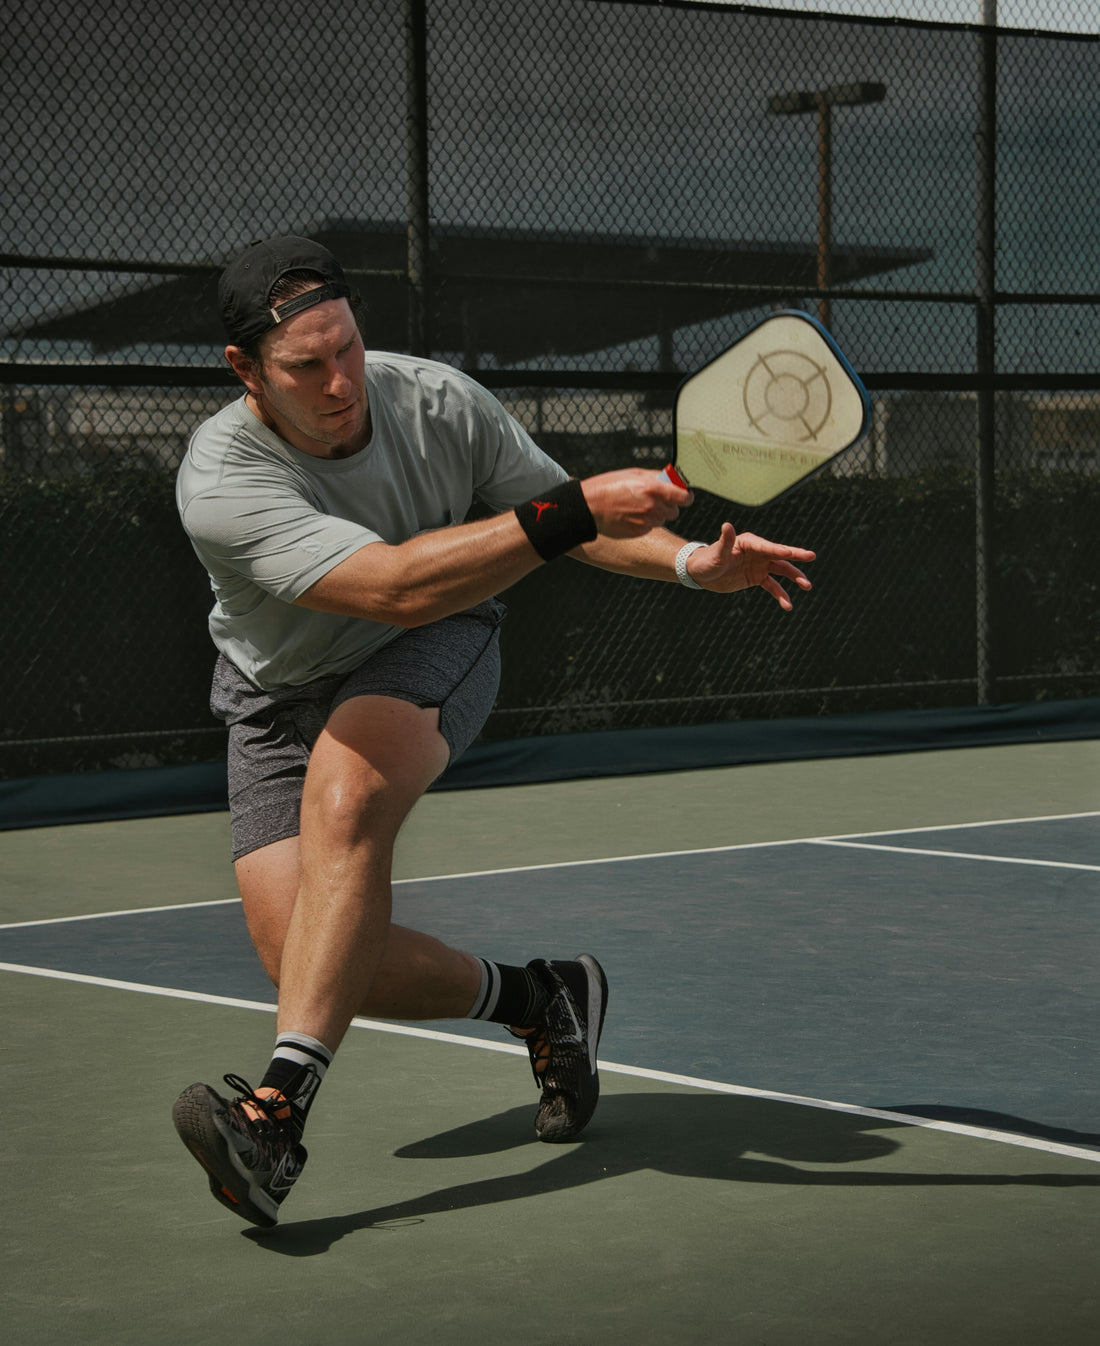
[885,1103,1100,1150]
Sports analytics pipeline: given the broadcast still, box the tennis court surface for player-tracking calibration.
[3,738,1098,1344]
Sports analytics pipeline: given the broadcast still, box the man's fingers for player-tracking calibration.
[769,559,813,588]
[739,534,817,563]
[583,468,692,537]
[684,520,817,605]
[761,575,795,611]
[712,525,816,565]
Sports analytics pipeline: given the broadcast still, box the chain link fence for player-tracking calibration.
[2,0,1098,777]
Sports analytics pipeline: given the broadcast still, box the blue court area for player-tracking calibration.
[4,812,1097,1146]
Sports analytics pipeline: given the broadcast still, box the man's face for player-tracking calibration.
[229,295,370,458]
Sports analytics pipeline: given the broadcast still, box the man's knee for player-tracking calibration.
[300,698,449,844]
[302,765,410,846]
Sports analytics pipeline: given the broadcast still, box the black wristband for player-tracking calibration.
[515,478,597,561]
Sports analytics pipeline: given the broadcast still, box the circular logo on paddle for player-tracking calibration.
[743,349,832,442]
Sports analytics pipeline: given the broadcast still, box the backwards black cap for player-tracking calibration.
[218,235,352,347]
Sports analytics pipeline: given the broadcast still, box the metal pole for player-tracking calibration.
[768,83,884,331]
[975,0,997,703]
[816,93,832,331]
[405,0,431,356]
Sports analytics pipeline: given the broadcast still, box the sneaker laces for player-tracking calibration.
[221,1073,296,1148]
[508,964,585,1089]
[508,1023,551,1086]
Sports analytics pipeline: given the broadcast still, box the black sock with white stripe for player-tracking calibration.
[467,958,547,1028]
[258,1033,333,1139]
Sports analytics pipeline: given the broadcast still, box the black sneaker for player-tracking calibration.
[511,953,608,1143]
[172,1074,307,1228]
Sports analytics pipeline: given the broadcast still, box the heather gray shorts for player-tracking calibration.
[210,599,505,861]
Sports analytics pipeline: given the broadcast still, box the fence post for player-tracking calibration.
[405,0,431,356]
[975,0,997,704]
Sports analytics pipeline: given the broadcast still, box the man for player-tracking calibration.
[171,235,816,1228]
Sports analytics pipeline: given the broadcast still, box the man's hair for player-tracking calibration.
[236,270,327,363]
[231,271,364,374]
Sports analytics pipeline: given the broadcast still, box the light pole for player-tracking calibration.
[767,82,886,331]
[975,0,998,704]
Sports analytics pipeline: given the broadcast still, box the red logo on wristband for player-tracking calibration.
[532,501,558,522]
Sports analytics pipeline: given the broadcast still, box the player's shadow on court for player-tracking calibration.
[245,1090,1100,1256]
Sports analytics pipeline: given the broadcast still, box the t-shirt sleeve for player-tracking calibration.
[456,376,571,509]
[180,482,382,604]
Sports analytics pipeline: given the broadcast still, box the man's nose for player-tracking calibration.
[324,363,351,396]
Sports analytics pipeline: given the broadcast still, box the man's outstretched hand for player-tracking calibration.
[687,522,816,611]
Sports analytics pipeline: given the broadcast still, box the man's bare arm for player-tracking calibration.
[294,469,690,626]
[573,524,817,611]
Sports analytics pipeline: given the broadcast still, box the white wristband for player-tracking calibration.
[675,541,707,589]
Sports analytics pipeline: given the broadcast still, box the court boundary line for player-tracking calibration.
[389,809,1100,886]
[3,958,1098,1165]
[811,838,1100,872]
[0,896,241,931]
[2,808,1096,931]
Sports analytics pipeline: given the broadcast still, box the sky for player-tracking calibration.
[736,1,1095,32]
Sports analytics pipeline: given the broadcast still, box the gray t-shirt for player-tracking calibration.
[176,352,568,688]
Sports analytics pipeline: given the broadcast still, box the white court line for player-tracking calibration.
[0,897,240,931]
[385,809,1100,886]
[817,808,1100,840]
[0,962,279,1013]
[2,959,1099,1166]
[4,809,1096,932]
[0,836,811,930]
[811,839,1100,872]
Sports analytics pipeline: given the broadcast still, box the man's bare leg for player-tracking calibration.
[237,839,483,1021]
[269,693,474,1050]
[172,693,606,1226]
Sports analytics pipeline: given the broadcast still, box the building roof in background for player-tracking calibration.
[14,220,932,364]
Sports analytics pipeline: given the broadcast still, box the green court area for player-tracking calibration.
[3,738,1099,1344]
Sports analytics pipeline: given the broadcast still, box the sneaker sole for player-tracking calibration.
[575,952,608,1076]
[172,1083,280,1228]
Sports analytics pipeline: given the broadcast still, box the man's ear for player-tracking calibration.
[225,345,262,393]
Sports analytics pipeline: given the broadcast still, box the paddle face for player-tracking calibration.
[672,311,870,507]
